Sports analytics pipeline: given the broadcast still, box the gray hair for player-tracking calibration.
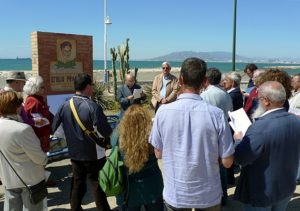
[162,61,171,68]
[227,72,241,87]
[23,76,44,95]
[258,81,286,104]
[253,69,265,77]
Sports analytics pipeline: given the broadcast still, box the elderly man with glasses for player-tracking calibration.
[233,81,300,211]
[151,62,179,112]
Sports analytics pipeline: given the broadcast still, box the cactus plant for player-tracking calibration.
[124,38,130,73]
[134,67,139,82]
[110,47,118,100]
[117,38,130,84]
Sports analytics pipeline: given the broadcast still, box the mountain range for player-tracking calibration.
[146,51,300,64]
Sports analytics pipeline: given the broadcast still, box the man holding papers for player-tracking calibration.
[117,73,146,115]
[233,81,300,211]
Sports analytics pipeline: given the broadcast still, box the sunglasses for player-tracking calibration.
[162,67,169,70]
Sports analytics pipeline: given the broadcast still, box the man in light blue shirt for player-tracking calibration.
[149,57,234,211]
[200,67,233,206]
[201,68,233,120]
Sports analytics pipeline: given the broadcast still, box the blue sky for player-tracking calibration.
[0,0,299,60]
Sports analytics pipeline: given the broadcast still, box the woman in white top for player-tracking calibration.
[0,91,48,211]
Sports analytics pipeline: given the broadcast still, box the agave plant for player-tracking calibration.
[92,82,116,110]
[143,84,154,109]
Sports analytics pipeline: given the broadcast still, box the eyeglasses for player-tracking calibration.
[162,67,169,70]
[258,96,268,102]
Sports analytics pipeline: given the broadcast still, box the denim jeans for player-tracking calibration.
[164,202,221,211]
[70,158,110,211]
[125,200,164,211]
[243,195,292,211]
[4,187,43,211]
[220,165,228,204]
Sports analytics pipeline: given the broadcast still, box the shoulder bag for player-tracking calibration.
[0,150,47,205]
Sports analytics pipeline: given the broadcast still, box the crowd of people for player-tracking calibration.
[0,58,300,211]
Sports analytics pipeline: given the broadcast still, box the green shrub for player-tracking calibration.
[92,82,116,110]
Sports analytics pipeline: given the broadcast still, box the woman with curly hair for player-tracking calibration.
[256,68,292,111]
[114,104,164,211]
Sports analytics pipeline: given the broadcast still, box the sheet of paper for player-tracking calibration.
[31,113,50,128]
[289,108,300,116]
[228,108,252,137]
[133,88,142,99]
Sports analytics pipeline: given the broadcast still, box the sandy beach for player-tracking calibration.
[0,68,251,91]
[0,68,181,89]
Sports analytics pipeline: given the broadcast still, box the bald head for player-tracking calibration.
[125,73,135,88]
[258,81,286,106]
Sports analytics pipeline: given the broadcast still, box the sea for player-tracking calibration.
[1,59,300,74]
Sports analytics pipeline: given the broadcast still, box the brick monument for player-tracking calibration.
[31,31,93,95]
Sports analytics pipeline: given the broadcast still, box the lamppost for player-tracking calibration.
[232,0,237,71]
[104,0,112,83]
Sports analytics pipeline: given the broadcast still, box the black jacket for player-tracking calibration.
[229,87,244,111]
[52,94,112,161]
[117,83,146,111]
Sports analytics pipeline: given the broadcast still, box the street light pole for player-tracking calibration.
[232,0,237,71]
[104,0,111,83]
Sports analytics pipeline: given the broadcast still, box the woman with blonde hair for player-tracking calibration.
[114,104,164,211]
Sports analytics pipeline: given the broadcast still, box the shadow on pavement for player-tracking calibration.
[47,160,99,209]
[50,208,96,211]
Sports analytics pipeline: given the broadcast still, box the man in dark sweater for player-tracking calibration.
[52,74,112,211]
[233,81,300,210]
[117,73,146,115]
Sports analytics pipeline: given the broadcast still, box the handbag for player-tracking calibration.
[69,98,112,149]
[0,150,47,204]
[99,145,124,196]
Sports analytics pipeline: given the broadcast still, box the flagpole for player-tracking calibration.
[104,0,111,83]
[232,0,237,71]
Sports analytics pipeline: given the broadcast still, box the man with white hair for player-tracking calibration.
[289,73,300,113]
[223,72,243,185]
[289,73,300,184]
[244,69,265,120]
[233,81,300,210]
[223,72,243,111]
[151,62,178,112]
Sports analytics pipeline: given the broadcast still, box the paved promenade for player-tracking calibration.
[1,158,300,210]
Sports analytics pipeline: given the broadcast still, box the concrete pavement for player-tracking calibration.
[1,158,300,210]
